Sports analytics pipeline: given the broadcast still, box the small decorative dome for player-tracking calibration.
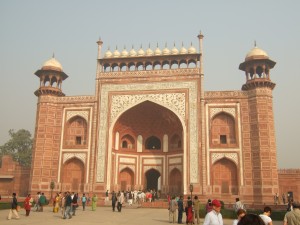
[42,57,63,72]
[154,43,161,55]
[129,46,137,57]
[245,46,269,61]
[180,42,188,54]
[137,45,145,56]
[121,47,128,57]
[146,44,154,56]
[188,43,196,54]
[162,43,170,55]
[104,47,113,58]
[113,47,121,57]
[171,43,179,55]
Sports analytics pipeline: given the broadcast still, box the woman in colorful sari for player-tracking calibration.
[24,194,33,216]
[92,194,97,211]
[185,196,194,224]
[53,193,60,213]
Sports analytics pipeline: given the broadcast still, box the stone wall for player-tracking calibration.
[278,169,300,202]
[0,155,30,197]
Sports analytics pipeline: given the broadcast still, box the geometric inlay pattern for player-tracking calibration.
[210,107,236,119]
[96,81,199,183]
[63,152,86,164]
[144,165,162,174]
[66,110,89,122]
[111,93,185,126]
[211,152,238,165]
[119,164,135,172]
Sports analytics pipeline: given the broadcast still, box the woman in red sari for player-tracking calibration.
[185,196,194,224]
[24,194,33,216]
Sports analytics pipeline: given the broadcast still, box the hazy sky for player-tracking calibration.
[0,1,299,168]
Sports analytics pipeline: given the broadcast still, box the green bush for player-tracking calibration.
[0,201,24,210]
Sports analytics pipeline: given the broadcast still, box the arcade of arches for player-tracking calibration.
[112,101,184,193]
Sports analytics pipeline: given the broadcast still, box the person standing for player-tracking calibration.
[203,199,223,225]
[111,191,117,212]
[282,193,286,205]
[232,209,246,225]
[193,195,201,224]
[117,191,124,212]
[24,194,33,216]
[53,193,60,213]
[259,206,273,225]
[92,193,97,211]
[63,192,72,219]
[7,193,20,220]
[169,195,177,223]
[283,201,300,225]
[72,193,78,215]
[39,193,46,212]
[205,199,213,214]
[105,190,109,204]
[81,193,87,211]
[186,196,193,224]
[177,195,184,224]
[234,198,245,212]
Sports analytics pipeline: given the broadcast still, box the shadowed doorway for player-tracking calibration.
[145,169,160,191]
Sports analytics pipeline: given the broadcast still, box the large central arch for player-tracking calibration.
[109,100,184,193]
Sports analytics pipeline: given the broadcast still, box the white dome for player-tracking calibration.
[188,43,196,54]
[121,48,129,57]
[180,46,187,54]
[129,47,137,57]
[171,45,179,55]
[162,45,170,55]
[245,46,269,61]
[104,48,113,58]
[42,57,63,72]
[154,46,162,55]
[146,47,154,56]
[113,48,121,57]
[137,47,145,56]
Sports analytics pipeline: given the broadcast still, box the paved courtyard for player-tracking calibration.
[0,205,283,225]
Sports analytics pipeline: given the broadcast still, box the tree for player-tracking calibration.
[0,129,33,167]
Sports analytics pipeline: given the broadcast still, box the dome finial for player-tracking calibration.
[52,52,55,58]
[254,40,257,47]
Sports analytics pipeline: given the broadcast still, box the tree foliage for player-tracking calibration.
[0,129,33,167]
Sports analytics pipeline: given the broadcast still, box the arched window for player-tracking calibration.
[145,136,161,150]
[170,134,182,150]
[120,134,135,150]
[63,116,88,148]
[210,112,237,148]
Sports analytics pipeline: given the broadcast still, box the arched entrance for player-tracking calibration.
[119,168,134,191]
[145,169,160,191]
[169,168,182,194]
[212,158,238,195]
[61,158,84,192]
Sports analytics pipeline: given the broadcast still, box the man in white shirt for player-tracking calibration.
[259,206,273,225]
[203,199,223,225]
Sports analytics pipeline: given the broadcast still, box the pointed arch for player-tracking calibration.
[119,167,134,191]
[210,112,237,148]
[211,158,238,195]
[169,168,182,194]
[61,158,85,192]
[63,115,88,148]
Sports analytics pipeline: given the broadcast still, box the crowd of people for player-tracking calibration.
[5,191,300,225]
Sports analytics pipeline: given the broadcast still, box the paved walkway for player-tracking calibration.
[0,206,283,225]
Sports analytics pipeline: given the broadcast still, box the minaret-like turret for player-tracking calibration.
[239,44,278,203]
[239,43,276,90]
[34,56,68,97]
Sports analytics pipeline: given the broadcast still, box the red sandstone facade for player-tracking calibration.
[1,33,299,204]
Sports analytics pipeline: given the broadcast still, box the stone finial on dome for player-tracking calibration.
[113,46,121,57]
[121,46,129,57]
[146,43,154,56]
[188,42,196,54]
[162,43,170,55]
[42,56,63,72]
[104,47,113,58]
[129,45,137,57]
[171,42,179,55]
[180,42,187,54]
[154,43,162,56]
[137,44,145,56]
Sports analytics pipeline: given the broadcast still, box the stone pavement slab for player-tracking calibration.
[0,206,283,225]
